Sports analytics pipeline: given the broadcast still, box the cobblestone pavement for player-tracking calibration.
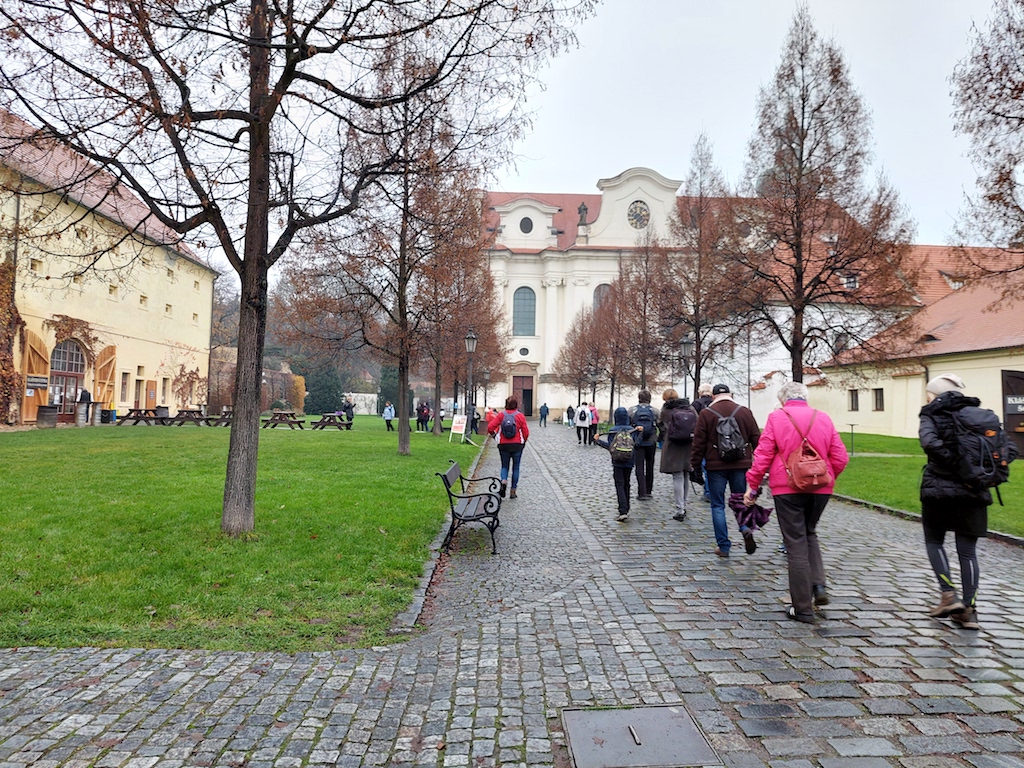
[2,423,1023,768]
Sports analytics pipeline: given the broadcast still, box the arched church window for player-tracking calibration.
[512,286,536,336]
[593,283,611,308]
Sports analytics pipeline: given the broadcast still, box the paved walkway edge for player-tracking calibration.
[388,442,489,635]
[834,492,1024,548]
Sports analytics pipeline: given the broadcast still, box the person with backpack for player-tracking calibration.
[574,402,591,445]
[566,404,575,428]
[628,391,661,501]
[658,388,698,521]
[916,374,1017,630]
[596,407,644,522]
[486,395,530,499]
[690,384,761,558]
[588,403,600,445]
[742,381,848,623]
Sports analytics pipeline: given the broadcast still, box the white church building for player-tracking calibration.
[486,167,684,419]
[484,167,964,426]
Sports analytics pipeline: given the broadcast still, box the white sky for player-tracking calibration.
[492,0,995,246]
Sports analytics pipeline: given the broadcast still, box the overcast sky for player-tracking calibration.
[492,0,994,246]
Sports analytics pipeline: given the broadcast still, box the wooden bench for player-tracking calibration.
[436,460,503,554]
[310,412,353,430]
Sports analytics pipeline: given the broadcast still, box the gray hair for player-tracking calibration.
[778,381,809,403]
[697,383,713,397]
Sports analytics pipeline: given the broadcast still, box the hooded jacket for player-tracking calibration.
[919,391,992,505]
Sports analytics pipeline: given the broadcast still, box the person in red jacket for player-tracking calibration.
[487,395,530,499]
[744,381,848,623]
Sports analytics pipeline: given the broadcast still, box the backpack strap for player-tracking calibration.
[782,408,818,442]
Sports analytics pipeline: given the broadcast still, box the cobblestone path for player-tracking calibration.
[1,423,1022,767]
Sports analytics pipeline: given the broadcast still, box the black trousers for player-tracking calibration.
[774,493,830,618]
[385,419,394,431]
[634,443,657,496]
[613,464,632,515]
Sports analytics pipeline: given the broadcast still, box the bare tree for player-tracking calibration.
[951,0,1024,285]
[735,5,917,382]
[0,0,594,533]
[664,134,754,393]
[617,232,669,390]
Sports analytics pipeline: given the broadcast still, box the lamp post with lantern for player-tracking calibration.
[680,334,695,401]
[464,329,477,439]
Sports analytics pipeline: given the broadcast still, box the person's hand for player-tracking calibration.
[742,489,757,507]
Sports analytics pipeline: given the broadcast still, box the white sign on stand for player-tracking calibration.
[449,414,477,445]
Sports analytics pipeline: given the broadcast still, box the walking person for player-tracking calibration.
[574,402,590,445]
[692,383,714,501]
[382,401,395,431]
[539,402,549,427]
[690,384,761,557]
[588,403,600,445]
[743,382,848,623]
[918,374,1016,630]
[487,395,530,499]
[629,391,660,500]
[596,407,643,522]
[566,404,575,428]
[659,388,698,521]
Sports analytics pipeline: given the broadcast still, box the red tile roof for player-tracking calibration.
[0,110,201,262]
[486,191,603,251]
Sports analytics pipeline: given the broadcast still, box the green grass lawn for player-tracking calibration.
[0,416,478,651]
[833,432,1024,538]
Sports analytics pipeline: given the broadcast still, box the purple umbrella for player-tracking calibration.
[729,492,772,532]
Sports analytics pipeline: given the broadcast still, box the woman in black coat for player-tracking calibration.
[918,374,989,630]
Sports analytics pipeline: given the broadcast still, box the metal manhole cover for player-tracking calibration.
[562,705,722,768]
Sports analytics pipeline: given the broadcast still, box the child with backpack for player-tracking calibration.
[487,396,530,499]
[596,406,643,522]
[918,374,1017,630]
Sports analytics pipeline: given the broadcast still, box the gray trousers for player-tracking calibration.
[774,493,830,618]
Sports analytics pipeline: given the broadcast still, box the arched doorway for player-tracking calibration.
[49,339,86,423]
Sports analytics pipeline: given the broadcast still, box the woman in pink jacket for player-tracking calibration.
[743,382,849,623]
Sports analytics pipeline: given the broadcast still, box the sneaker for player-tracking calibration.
[672,511,687,522]
[950,607,980,630]
[616,513,629,522]
[742,530,757,554]
[499,482,507,498]
[812,584,829,607]
[928,591,965,618]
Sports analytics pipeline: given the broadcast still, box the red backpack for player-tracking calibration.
[782,410,833,491]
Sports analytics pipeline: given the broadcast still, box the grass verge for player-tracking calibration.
[833,433,1023,538]
[0,417,478,651]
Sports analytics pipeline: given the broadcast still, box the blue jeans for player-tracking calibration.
[498,445,525,489]
[707,468,748,553]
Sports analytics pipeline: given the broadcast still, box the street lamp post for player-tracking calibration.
[680,334,695,401]
[465,329,477,438]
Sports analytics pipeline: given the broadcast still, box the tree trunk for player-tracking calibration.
[397,354,411,455]
[791,305,805,383]
[222,0,271,536]
[433,358,443,435]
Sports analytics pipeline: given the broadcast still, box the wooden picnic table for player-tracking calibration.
[261,409,304,429]
[207,406,233,427]
[167,409,209,426]
[116,408,168,426]
[310,412,353,430]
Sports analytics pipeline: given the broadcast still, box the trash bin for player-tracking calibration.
[36,405,59,429]
[102,409,116,424]
[155,405,169,418]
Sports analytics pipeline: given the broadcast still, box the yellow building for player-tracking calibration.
[811,276,1024,454]
[1,112,218,424]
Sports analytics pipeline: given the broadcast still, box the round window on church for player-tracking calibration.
[519,347,530,357]
[519,217,533,234]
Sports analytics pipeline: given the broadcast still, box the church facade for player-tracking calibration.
[485,167,683,417]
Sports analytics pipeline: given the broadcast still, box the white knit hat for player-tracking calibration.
[926,373,966,396]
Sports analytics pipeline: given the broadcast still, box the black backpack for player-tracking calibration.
[951,406,1017,492]
[709,403,746,462]
[633,404,656,444]
[666,407,697,444]
[500,411,518,439]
